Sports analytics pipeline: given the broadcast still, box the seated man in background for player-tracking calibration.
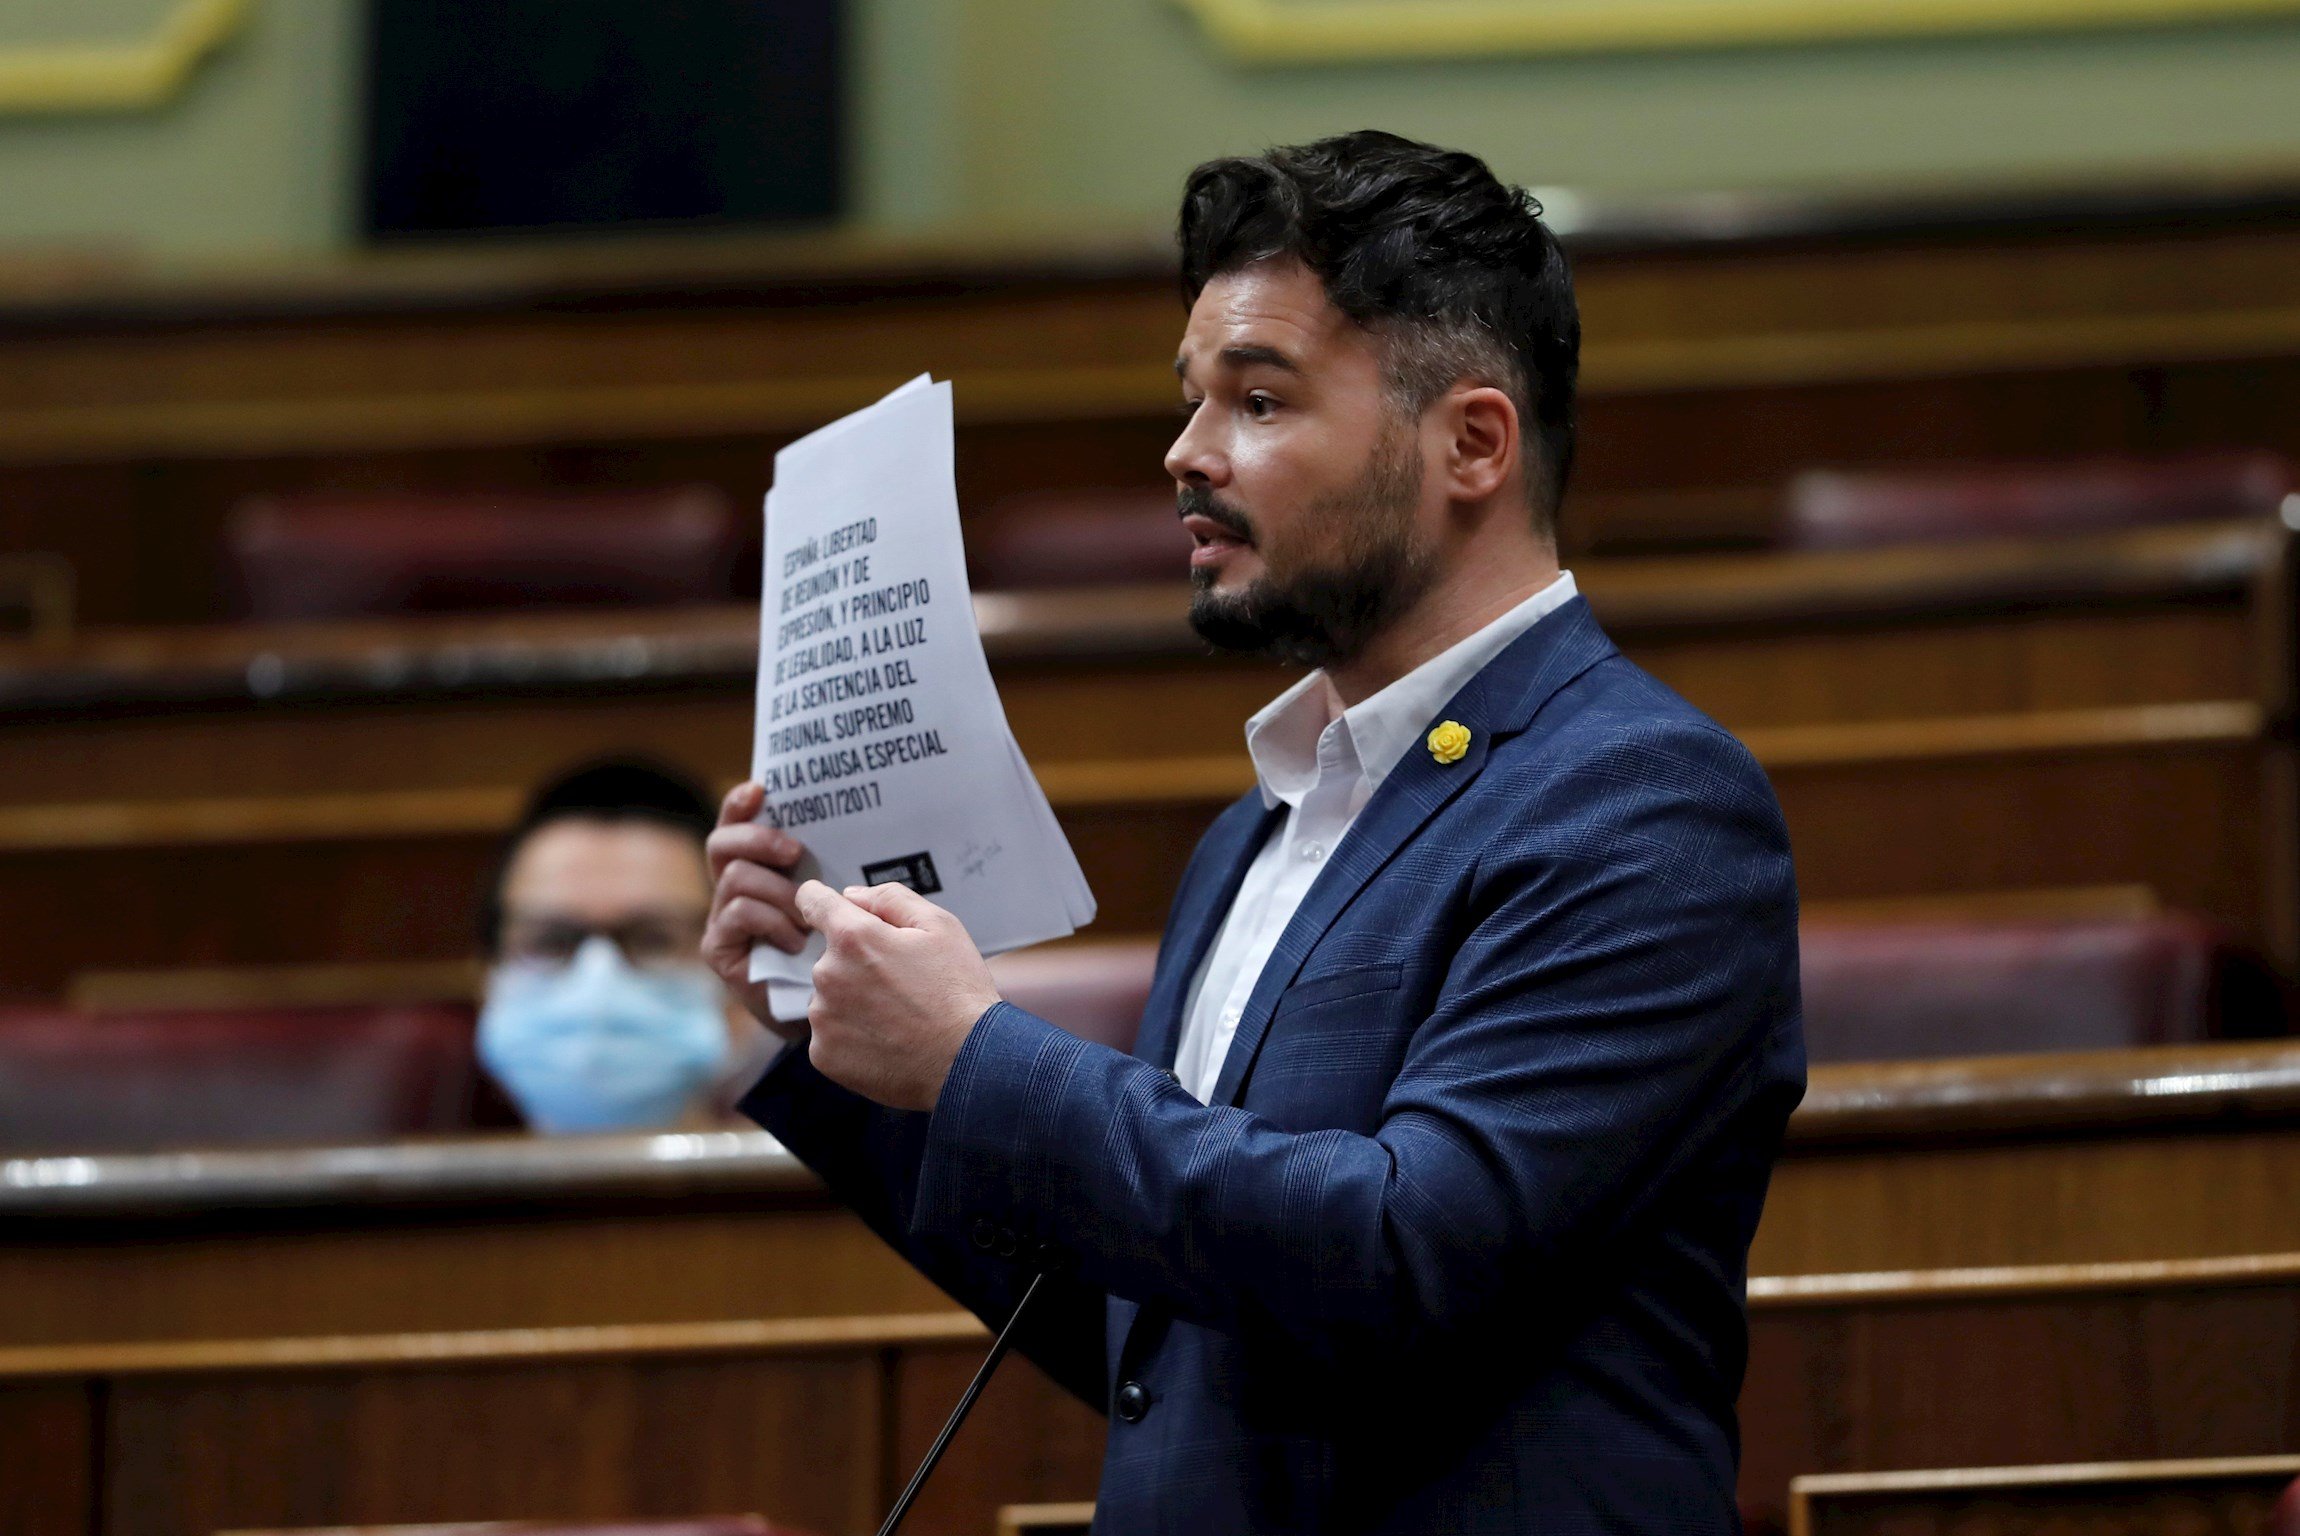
[479,758,775,1133]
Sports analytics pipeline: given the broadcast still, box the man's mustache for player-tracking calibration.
[1176,487,1255,543]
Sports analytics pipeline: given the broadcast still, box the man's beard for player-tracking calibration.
[1184,422,1436,670]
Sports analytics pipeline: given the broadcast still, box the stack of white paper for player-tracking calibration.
[748,376,1096,1017]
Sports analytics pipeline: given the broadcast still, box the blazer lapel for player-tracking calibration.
[1110,791,1277,1393]
[1206,598,1618,1107]
[1130,791,1283,1071]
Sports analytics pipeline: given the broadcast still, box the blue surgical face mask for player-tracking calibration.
[478,936,731,1134]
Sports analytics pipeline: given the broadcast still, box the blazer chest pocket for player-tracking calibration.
[1275,961,1404,1015]
[1253,963,1410,1130]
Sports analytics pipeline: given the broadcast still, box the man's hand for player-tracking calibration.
[793,880,1002,1112]
[702,782,813,1039]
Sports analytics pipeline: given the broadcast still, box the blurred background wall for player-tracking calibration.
[857,0,2300,231]
[0,0,357,259]
[6,0,2300,260]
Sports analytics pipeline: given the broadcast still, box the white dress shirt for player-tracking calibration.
[1170,572,1580,1103]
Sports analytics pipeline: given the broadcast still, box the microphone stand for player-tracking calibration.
[873,1265,1053,1536]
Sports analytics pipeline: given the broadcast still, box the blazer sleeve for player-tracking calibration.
[740,1045,1115,1412]
[906,720,1801,1377]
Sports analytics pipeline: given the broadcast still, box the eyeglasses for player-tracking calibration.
[497,908,710,973]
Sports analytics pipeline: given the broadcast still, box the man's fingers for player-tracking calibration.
[717,781,763,827]
[708,895,806,957]
[715,857,800,918]
[707,816,802,879]
[844,881,945,931]
[794,879,882,942]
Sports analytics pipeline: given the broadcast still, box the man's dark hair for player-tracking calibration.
[1177,130,1580,529]
[478,756,716,951]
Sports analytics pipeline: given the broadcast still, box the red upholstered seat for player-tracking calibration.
[0,1002,483,1155]
[968,491,1193,590]
[988,940,1158,1054]
[1798,914,2283,1063]
[225,487,745,619]
[1784,451,2293,550]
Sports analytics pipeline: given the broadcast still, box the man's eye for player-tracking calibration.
[1176,398,1202,418]
[1244,393,1277,419]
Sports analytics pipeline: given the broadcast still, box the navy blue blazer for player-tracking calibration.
[743,597,1805,1535]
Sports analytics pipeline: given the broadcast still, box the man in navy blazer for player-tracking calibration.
[704,131,1804,1534]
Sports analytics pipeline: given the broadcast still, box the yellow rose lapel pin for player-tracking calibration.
[1427,720,1471,765]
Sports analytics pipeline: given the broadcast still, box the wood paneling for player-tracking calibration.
[1739,1260,2300,1530]
[1789,1454,2300,1536]
[0,1313,986,1383]
[1771,735,2265,932]
[68,957,484,1011]
[1758,1123,2300,1277]
[0,1205,947,1350]
[0,552,73,645]
[101,1352,883,1536]
[0,1382,94,1536]
[1633,610,2255,730]
[997,1501,1097,1536]
[890,1348,1107,1536]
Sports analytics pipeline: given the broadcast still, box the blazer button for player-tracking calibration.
[994,1228,1020,1259]
[1114,1380,1150,1422]
[970,1219,997,1252]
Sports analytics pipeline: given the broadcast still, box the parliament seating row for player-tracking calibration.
[0,506,2291,995]
[4,1033,2297,1536]
[1,916,2283,1156]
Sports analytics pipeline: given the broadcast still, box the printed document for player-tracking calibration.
[749,377,1095,1016]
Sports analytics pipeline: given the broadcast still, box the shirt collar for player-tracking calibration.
[1240,668,1343,809]
[1242,571,1578,808]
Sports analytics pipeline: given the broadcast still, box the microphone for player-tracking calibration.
[873,1264,1055,1536]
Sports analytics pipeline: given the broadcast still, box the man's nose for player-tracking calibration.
[1164,413,1229,488]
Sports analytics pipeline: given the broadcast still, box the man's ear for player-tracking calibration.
[1442,385,1520,506]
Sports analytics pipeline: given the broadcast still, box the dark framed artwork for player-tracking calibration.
[362,0,842,241]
